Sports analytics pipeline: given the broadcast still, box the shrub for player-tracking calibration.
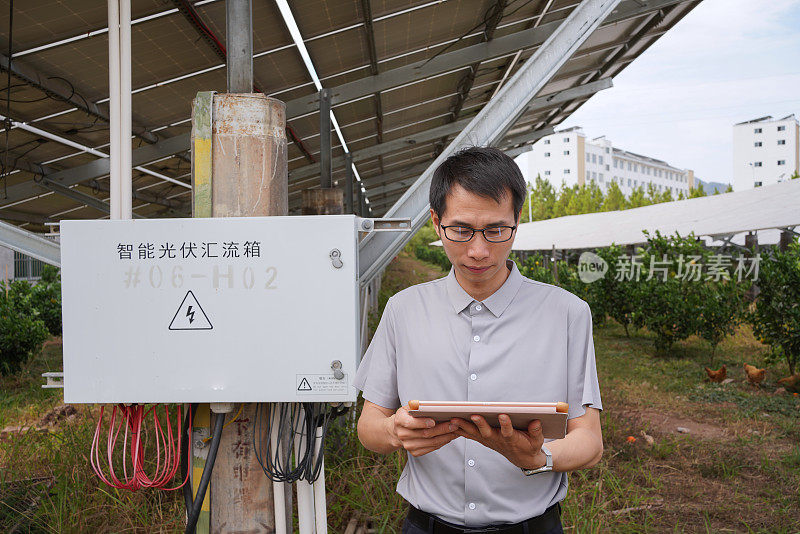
[749,242,800,374]
[30,269,62,336]
[630,231,707,354]
[0,281,49,375]
[589,245,635,335]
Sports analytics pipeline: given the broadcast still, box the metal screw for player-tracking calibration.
[361,219,373,231]
[330,249,343,268]
[331,360,344,380]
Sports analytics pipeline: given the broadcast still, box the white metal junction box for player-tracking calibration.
[60,215,359,404]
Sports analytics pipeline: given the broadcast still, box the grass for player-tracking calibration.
[1,251,798,532]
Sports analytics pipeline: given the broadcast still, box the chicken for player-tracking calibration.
[776,374,800,393]
[743,364,766,387]
[704,365,727,383]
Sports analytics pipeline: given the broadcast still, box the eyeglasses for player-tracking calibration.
[440,224,517,243]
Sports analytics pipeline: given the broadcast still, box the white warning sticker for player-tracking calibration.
[296,374,349,395]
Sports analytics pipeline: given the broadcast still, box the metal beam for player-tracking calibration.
[226,0,254,93]
[319,88,332,188]
[284,0,682,118]
[0,220,60,267]
[0,53,160,144]
[287,80,611,190]
[358,0,624,284]
[0,133,190,208]
[0,209,51,225]
[344,153,354,213]
[39,178,143,218]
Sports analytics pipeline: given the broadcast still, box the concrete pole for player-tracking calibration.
[210,94,285,533]
[226,0,253,93]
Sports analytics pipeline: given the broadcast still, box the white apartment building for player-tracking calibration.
[517,127,693,197]
[732,114,799,191]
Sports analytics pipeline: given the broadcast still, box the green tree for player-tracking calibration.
[631,231,707,353]
[749,242,800,374]
[627,185,649,208]
[590,244,636,335]
[695,276,748,364]
[689,182,707,198]
[724,183,734,193]
[602,181,626,211]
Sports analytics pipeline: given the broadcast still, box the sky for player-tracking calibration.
[549,0,800,185]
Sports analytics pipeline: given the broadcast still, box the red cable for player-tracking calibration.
[90,404,192,491]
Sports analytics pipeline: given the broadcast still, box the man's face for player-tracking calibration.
[430,183,518,289]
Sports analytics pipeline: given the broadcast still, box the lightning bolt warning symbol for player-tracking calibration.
[169,290,212,330]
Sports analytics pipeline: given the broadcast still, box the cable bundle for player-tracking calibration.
[253,402,346,483]
[90,404,191,491]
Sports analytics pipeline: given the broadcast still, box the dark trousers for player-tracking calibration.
[401,508,564,534]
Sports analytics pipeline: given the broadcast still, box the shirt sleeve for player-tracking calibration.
[566,298,603,419]
[353,296,401,410]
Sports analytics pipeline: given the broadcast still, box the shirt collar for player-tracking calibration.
[445,259,524,317]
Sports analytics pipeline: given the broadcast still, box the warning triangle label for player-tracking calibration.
[169,290,213,330]
[297,378,312,391]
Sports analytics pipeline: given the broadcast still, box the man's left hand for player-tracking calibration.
[451,414,546,469]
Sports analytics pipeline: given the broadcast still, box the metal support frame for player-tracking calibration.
[284,0,680,119]
[39,179,143,219]
[344,153,354,213]
[0,133,190,208]
[319,88,332,188]
[226,0,254,93]
[0,220,60,267]
[358,0,623,284]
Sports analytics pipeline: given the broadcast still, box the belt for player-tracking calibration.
[406,503,562,534]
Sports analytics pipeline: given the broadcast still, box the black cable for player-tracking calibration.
[253,402,348,484]
[3,0,13,199]
[179,404,197,516]
[185,409,225,534]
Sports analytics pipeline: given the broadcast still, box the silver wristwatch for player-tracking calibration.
[521,445,552,476]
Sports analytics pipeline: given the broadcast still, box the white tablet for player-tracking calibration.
[408,400,569,440]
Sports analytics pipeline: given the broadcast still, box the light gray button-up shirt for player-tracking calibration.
[354,260,603,527]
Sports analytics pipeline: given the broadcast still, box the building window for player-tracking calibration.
[544,139,550,144]
[778,125,786,132]
[754,128,762,133]
[605,147,610,154]
[599,156,604,165]
[634,179,638,186]
[564,169,571,174]
[544,152,550,157]
[778,160,786,165]
[754,181,762,187]
[754,141,762,147]
[613,160,618,168]
[599,174,604,182]
[563,150,570,155]
[563,137,570,142]
[605,164,610,171]
[628,178,632,186]
[544,170,550,175]
[778,139,786,145]
[591,154,596,163]
[586,154,590,162]
[586,170,591,180]
[627,162,631,171]
[754,162,762,167]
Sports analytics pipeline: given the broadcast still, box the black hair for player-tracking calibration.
[429,146,526,222]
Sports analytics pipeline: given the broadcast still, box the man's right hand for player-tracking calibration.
[386,405,458,457]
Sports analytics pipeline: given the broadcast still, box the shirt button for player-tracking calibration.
[475,305,482,311]
[470,373,477,381]
[468,503,476,510]
[473,335,480,342]
[468,459,475,467]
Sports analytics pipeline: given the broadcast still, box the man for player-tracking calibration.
[355,146,603,533]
